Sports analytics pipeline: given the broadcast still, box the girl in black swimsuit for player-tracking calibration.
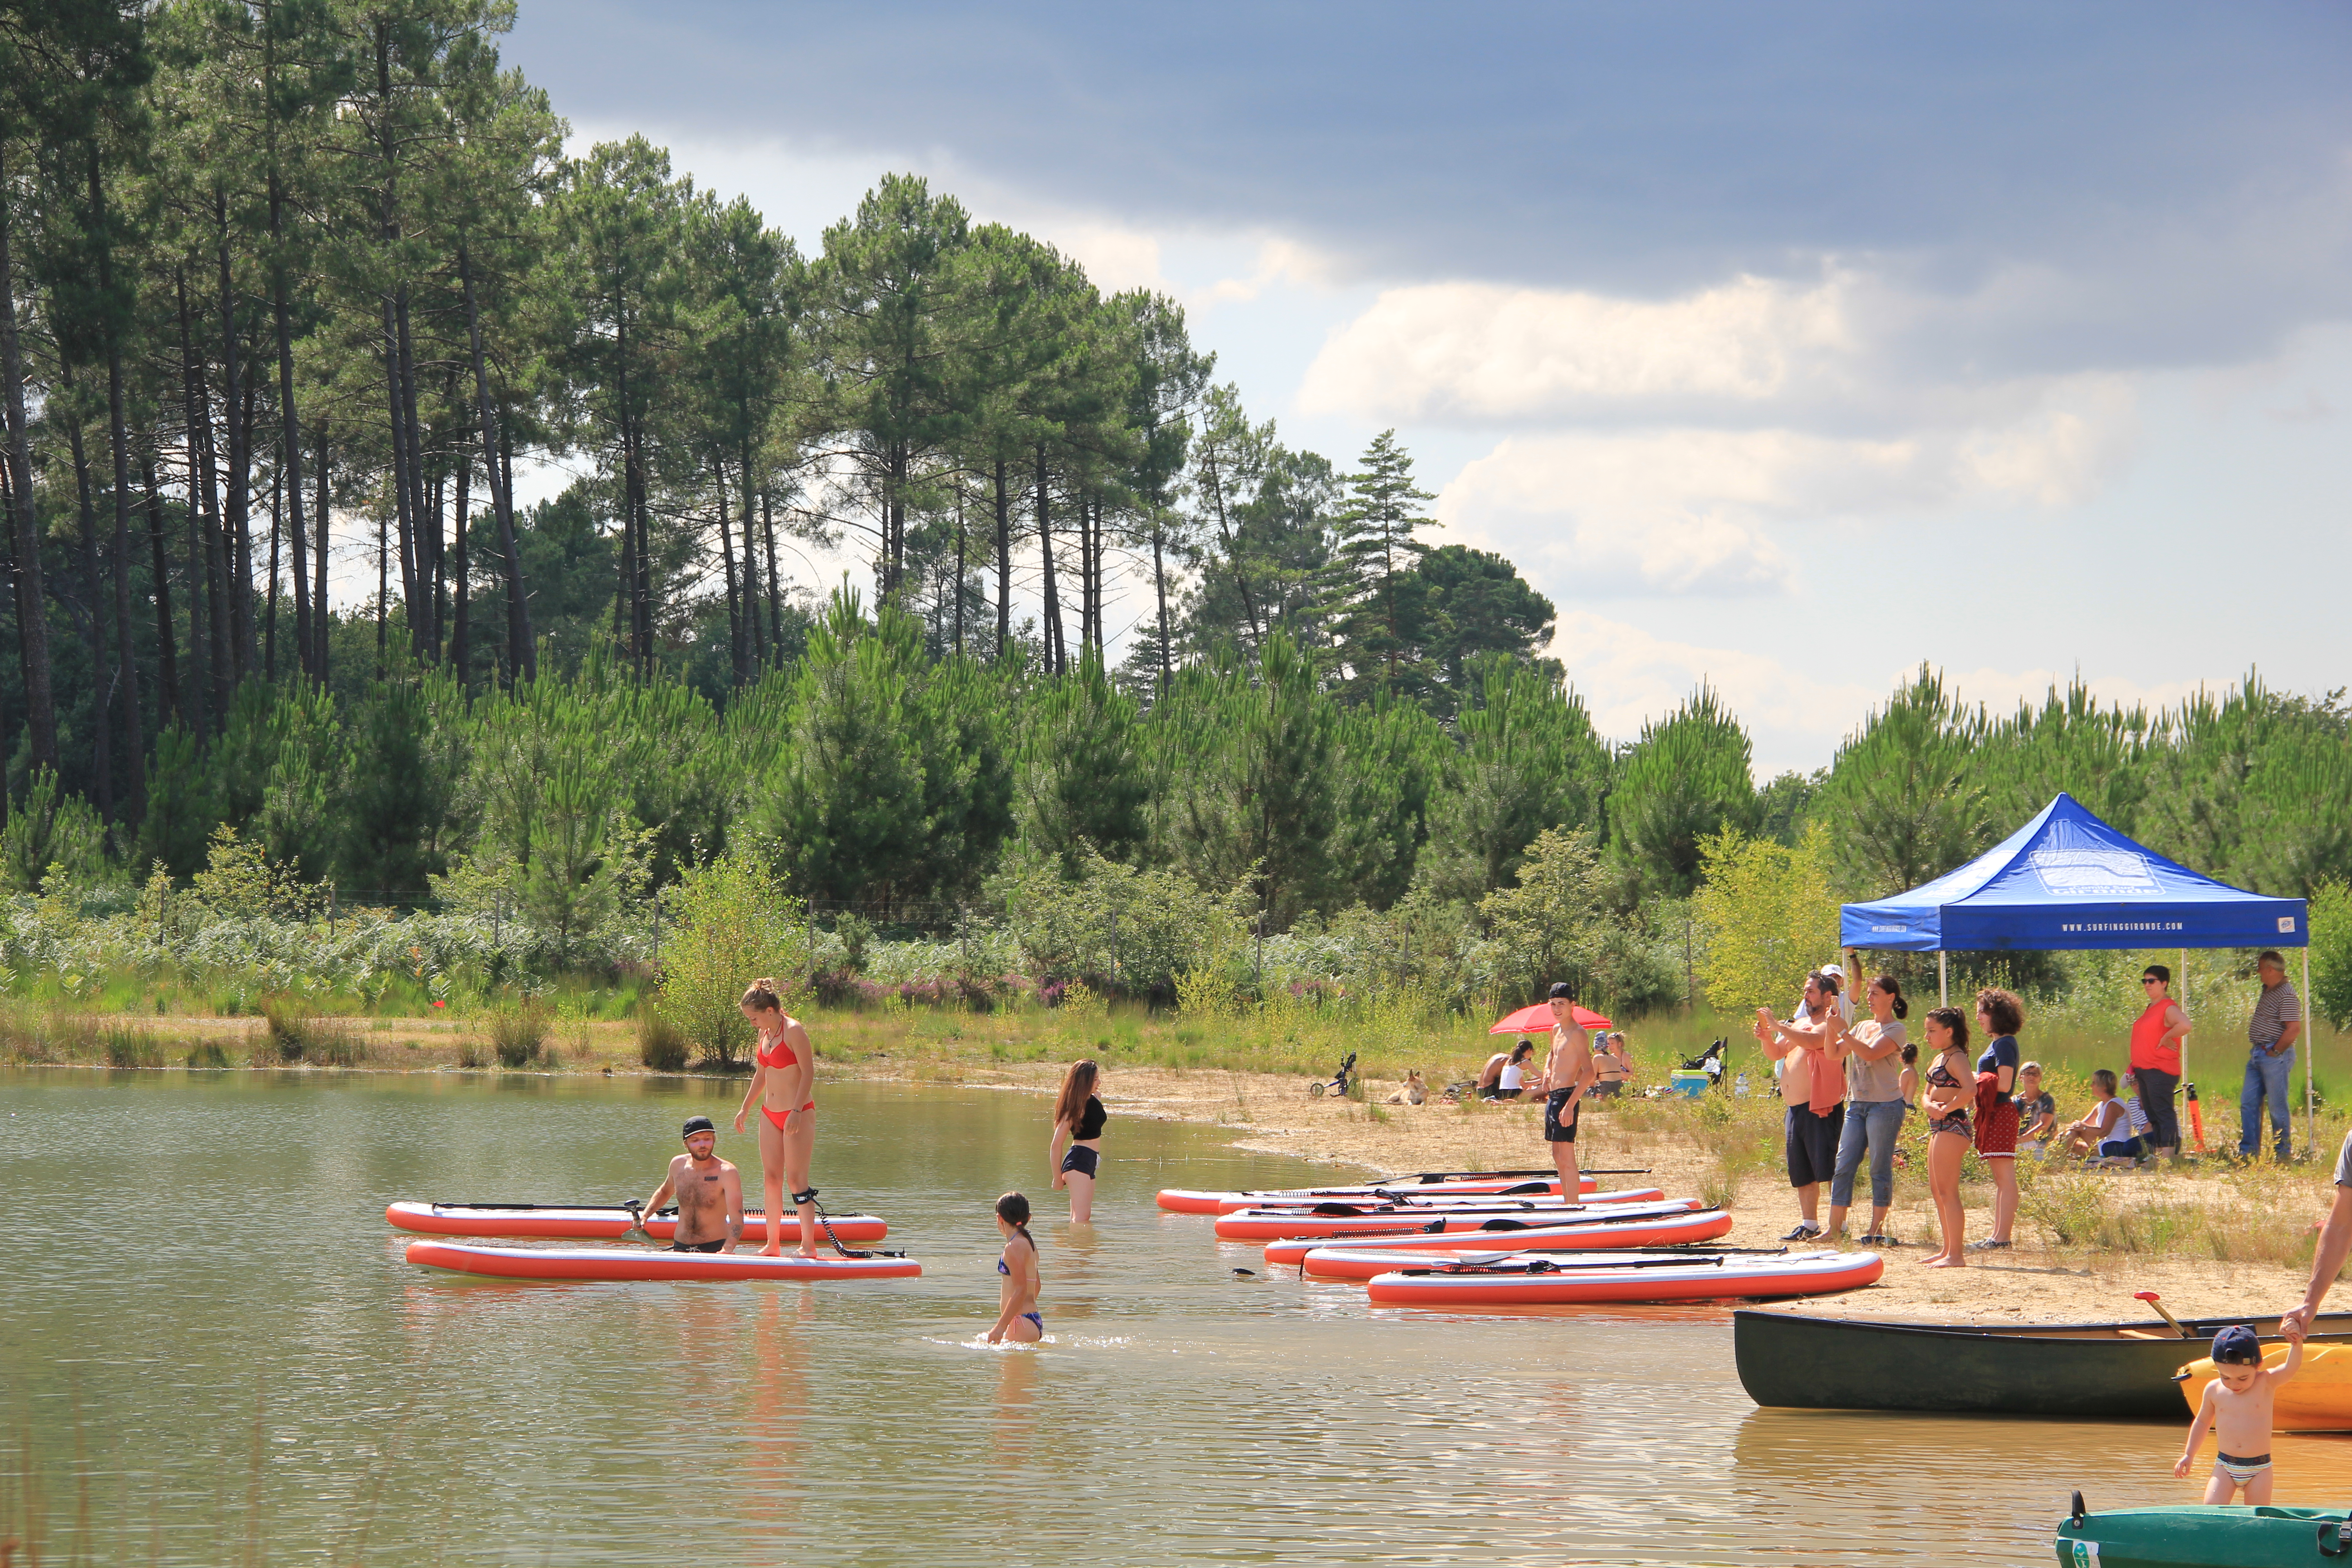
[1918,1006,1974,1270]
[1050,1058,1107,1224]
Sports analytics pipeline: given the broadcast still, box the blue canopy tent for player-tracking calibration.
[1841,792,2313,1150]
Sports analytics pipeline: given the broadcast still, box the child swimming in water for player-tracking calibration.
[987,1191,1043,1344]
[2175,1321,2303,1503]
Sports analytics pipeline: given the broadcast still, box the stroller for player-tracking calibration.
[1308,1052,1358,1098]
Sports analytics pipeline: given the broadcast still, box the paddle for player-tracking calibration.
[1384,1167,1651,1183]
[432,1201,676,1213]
[1398,1248,1801,1277]
[2136,1289,2192,1338]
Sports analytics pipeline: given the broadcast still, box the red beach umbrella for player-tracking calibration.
[1490,1001,1613,1036]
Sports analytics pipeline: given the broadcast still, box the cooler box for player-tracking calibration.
[1668,1069,1710,1098]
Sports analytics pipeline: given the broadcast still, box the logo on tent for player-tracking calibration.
[2028,849,2157,897]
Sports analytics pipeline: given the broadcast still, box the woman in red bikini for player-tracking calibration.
[731,978,819,1257]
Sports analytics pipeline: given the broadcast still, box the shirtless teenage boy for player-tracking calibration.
[641,1115,745,1253]
[1539,983,1597,1197]
[2175,1322,2303,1504]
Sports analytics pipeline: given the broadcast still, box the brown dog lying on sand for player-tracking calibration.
[1385,1071,1427,1105]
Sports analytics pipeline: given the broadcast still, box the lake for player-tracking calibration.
[1,1068,2332,1564]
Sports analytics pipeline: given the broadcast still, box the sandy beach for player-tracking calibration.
[884,1058,2337,1327]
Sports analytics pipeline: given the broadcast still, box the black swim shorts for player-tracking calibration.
[669,1237,729,1254]
[1060,1144,1101,1178]
[1544,1088,1581,1144]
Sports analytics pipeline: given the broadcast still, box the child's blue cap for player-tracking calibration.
[2212,1324,2262,1366]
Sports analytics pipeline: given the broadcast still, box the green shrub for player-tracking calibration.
[637,1012,690,1073]
[186,1039,231,1069]
[657,853,805,1068]
[103,1027,161,1068]
[490,1003,549,1068]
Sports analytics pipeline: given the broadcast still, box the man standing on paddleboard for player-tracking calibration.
[641,1116,745,1253]
[1540,982,1597,1199]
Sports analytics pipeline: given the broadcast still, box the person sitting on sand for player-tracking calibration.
[1480,1041,1534,1100]
[639,1115,745,1253]
[988,1192,1044,1344]
[2055,1069,2130,1160]
[1591,1034,1634,1098]
[2176,1322,2303,1504]
[2016,1063,2057,1157]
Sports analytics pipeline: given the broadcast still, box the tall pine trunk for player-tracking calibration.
[215,196,251,681]
[268,170,309,681]
[450,451,469,686]
[993,458,1011,662]
[143,456,178,730]
[1035,445,1063,675]
[715,456,745,685]
[458,245,531,682]
[0,142,56,770]
[313,420,329,686]
[96,153,144,817]
[175,267,224,732]
[264,466,280,679]
[760,489,782,655]
[63,397,112,820]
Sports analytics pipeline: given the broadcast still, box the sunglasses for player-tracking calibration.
[2141,977,2162,985]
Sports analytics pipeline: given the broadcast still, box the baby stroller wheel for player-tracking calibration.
[1309,1080,1326,1097]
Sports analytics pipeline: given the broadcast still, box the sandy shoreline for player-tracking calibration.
[869,1058,2333,1328]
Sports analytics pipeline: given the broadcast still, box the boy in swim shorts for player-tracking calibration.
[2175,1321,2303,1504]
[1539,983,1596,1197]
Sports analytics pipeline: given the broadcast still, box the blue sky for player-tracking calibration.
[505,1,2352,775]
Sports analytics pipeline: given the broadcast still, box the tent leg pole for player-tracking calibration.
[2180,947,2190,1156]
[2307,946,2316,1161]
[1938,951,1947,1009]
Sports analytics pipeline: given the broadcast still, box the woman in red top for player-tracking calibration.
[732,978,820,1257]
[2131,964,2190,1159]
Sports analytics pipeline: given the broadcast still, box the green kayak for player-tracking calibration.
[2053,1493,2352,1567]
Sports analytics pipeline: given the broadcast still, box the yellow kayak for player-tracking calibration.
[2175,1342,2352,1431]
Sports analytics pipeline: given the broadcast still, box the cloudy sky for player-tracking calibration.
[505,1,2352,775]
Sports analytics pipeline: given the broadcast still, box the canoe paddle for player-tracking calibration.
[2135,1289,2191,1338]
[1382,1167,1651,1183]
[1399,1249,1801,1277]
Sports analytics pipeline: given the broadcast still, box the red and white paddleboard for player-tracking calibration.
[1212,1191,1680,1241]
[403,1240,921,1282]
[1275,1207,1734,1269]
[1158,1174,1588,1214]
[385,1201,888,1245]
[1363,1249,1882,1307]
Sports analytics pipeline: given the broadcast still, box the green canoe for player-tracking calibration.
[2054,1494,2352,1567]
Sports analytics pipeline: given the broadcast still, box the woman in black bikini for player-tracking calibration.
[1049,1059,1107,1223]
[1918,1005,1973,1269]
[988,1192,1044,1344]
[731,979,818,1258]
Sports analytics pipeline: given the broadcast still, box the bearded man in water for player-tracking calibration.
[1539,982,1597,1197]
[641,1116,745,1253]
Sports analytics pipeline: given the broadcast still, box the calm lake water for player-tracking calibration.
[3,1068,2345,1566]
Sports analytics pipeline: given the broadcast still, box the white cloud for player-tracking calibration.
[1300,274,1856,422]
[1548,609,1882,773]
[1435,378,2137,598]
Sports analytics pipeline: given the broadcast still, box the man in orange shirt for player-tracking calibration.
[1755,971,1847,1242]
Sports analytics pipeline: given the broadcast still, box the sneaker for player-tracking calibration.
[1966,1237,2012,1251]
[1780,1224,1823,1242]
[1856,1233,1885,1246]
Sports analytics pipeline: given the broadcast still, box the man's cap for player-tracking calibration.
[1547,981,1577,1001]
[2212,1324,2262,1366]
[1820,963,1846,980]
[681,1115,717,1139]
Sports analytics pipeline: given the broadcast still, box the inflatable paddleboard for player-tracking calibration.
[1285,1210,1735,1271]
[404,1240,922,1282]
[386,1201,888,1245]
[1364,1249,1882,1307]
[1304,1245,1739,1281]
[1158,1175,1587,1214]
[1215,1193,1693,1242]
[1210,1185,1659,1215]
[1260,1200,1714,1262]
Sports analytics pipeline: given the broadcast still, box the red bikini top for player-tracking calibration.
[757,1034,799,1071]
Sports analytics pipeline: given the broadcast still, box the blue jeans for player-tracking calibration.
[2239,1049,2294,1158]
[1831,1098,1907,1211]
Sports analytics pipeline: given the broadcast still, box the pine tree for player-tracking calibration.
[1322,429,1436,706]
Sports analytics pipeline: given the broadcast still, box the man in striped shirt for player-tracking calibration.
[2239,950,2304,1161]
